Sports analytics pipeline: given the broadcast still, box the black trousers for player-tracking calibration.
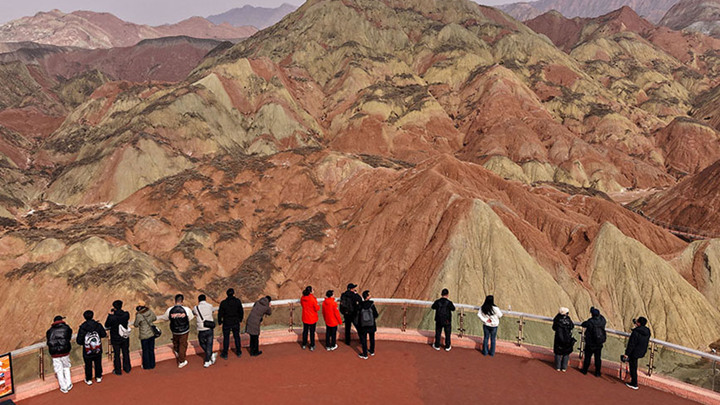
[582,347,602,376]
[222,325,241,356]
[359,328,375,356]
[249,334,260,355]
[198,329,214,362]
[326,326,337,348]
[344,315,355,344]
[112,339,131,373]
[628,356,639,386]
[140,337,155,369]
[434,322,451,348]
[302,323,316,347]
[83,355,102,381]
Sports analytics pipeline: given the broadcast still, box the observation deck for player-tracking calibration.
[5,299,720,404]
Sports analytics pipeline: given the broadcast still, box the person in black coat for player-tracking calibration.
[77,310,108,385]
[218,288,244,359]
[356,290,379,359]
[580,307,606,377]
[340,283,362,345]
[105,300,132,375]
[622,317,652,390]
[551,307,575,372]
[431,288,456,351]
[46,315,73,393]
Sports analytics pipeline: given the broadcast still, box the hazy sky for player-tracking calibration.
[0,0,517,26]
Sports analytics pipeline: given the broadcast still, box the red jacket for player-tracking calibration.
[322,297,343,327]
[301,294,320,324]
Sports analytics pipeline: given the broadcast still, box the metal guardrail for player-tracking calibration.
[9,298,720,381]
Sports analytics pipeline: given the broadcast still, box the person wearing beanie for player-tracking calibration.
[431,288,456,351]
[322,290,343,351]
[339,283,362,345]
[622,317,652,390]
[133,299,158,370]
[218,288,244,359]
[580,306,607,377]
[105,300,132,375]
[77,310,107,384]
[46,315,73,393]
[300,286,320,351]
[551,307,575,372]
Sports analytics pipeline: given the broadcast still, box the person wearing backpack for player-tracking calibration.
[300,286,320,351]
[552,307,575,372]
[105,300,132,375]
[193,294,217,368]
[431,288,456,351]
[46,315,73,393]
[322,290,343,351]
[133,300,158,370]
[159,294,194,368]
[580,306,607,377]
[218,288,244,359]
[477,295,503,356]
[340,283,362,345]
[622,317,651,390]
[356,290,379,359]
[77,310,107,385]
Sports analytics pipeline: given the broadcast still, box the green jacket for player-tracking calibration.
[133,307,157,340]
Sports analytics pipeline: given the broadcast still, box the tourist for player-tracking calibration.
[580,307,607,377]
[622,317,651,390]
[76,310,107,385]
[105,300,132,375]
[301,286,320,351]
[133,300,158,370]
[322,290,343,351]
[194,294,217,368]
[218,288,244,359]
[159,294,194,368]
[340,283,362,345]
[431,288,456,351]
[46,315,73,393]
[246,296,272,356]
[357,290,379,359]
[551,307,575,372]
[477,295,503,356]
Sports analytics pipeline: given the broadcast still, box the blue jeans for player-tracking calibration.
[482,325,498,356]
[198,329,214,362]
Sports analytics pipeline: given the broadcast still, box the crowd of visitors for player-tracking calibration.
[45,287,651,393]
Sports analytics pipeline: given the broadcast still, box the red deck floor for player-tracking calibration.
[20,341,696,404]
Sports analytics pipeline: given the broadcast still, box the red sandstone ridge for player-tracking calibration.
[525,11,586,52]
[0,9,257,49]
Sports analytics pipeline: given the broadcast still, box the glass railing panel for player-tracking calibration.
[651,345,719,392]
[10,351,39,385]
[519,318,555,349]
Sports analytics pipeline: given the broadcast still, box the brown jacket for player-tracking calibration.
[245,297,272,335]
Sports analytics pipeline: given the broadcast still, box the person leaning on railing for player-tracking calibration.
[580,307,607,377]
[158,294,194,368]
[246,296,272,356]
[622,317,651,390]
[193,294,217,368]
[431,288,455,352]
[477,295,502,357]
[105,300,132,375]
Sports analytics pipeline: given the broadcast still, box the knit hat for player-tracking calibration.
[559,307,569,315]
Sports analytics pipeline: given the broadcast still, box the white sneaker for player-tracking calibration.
[67,384,73,392]
[211,352,217,364]
[60,388,68,394]
[445,346,452,352]
[96,377,102,383]
[358,354,368,360]
[203,361,212,368]
[85,380,92,386]
[178,360,188,368]
[433,345,441,351]
[326,346,332,351]
[331,345,338,351]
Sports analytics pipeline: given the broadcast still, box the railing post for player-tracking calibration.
[458,309,465,339]
[647,342,656,377]
[712,349,717,392]
[516,315,524,346]
[288,303,295,332]
[38,347,45,381]
[401,304,407,332]
[579,328,585,359]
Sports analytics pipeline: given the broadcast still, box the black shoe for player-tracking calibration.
[113,370,122,376]
[220,353,228,359]
[236,352,242,358]
[250,351,263,357]
[594,373,601,378]
[580,369,587,375]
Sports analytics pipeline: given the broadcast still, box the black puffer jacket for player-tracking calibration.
[46,321,73,357]
[105,309,130,344]
[625,325,651,359]
[581,314,607,350]
[552,314,575,355]
[218,296,244,327]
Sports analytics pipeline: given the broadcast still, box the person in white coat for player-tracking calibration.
[477,295,503,356]
[193,294,217,368]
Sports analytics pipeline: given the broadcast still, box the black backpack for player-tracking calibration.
[340,292,353,316]
[436,300,452,325]
[594,324,607,344]
[359,306,374,327]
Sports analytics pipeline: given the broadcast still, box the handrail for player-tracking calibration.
[10,298,720,365]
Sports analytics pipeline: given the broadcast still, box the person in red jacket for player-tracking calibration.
[300,286,320,351]
[322,290,343,351]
